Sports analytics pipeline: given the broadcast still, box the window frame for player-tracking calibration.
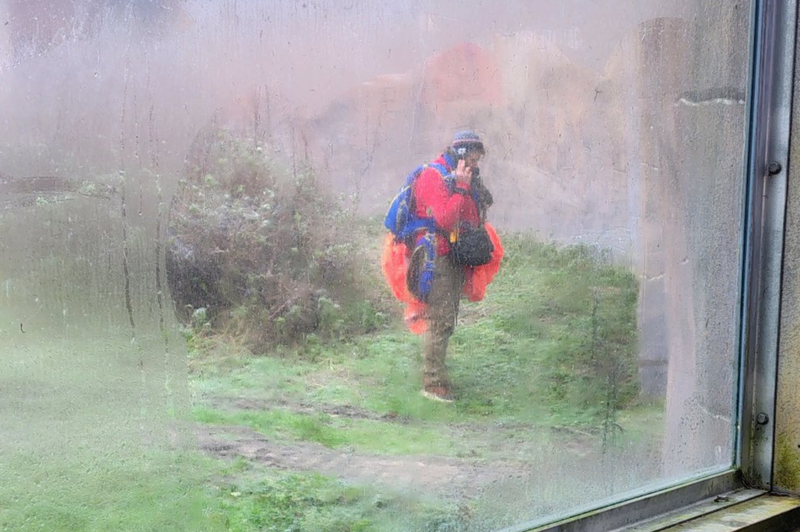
[738,0,795,491]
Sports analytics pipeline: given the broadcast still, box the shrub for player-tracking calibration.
[166,130,385,352]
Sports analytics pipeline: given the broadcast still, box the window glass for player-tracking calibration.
[0,1,751,530]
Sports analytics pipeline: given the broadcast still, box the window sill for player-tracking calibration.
[507,471,800,532]
[629,491,800,532]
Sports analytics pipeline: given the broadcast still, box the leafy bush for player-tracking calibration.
[166,130,385,352]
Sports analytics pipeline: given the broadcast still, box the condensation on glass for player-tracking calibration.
[0,1,752,530]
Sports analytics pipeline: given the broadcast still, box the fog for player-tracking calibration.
[0,1,751,530]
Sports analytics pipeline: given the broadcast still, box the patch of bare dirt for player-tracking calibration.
[200,396,407,422]
[196,424,527,499]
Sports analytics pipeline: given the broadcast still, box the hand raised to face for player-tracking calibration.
[456,153,482,187]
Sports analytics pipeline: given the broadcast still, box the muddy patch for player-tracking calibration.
[199,396,406,422]
[197,424,527,499]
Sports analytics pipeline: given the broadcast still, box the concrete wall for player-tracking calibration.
[624,7,750,479]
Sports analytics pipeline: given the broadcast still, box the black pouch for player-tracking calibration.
[450,226,494,266]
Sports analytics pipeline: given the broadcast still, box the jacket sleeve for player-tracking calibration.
[413,168,471,232]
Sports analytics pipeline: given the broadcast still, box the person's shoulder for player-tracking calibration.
[423,156,449,176]
[417,164,445,183]
[414,164,447,197]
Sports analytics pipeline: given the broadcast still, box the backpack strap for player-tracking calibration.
[408,162,465,245]
[406,162,449,224]
[390,161,456,244]
[428,162,449,178]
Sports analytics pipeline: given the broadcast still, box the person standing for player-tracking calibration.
[410,130,492,402]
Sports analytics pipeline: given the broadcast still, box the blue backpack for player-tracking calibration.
[383,162,449,302]
[383,162,449,243]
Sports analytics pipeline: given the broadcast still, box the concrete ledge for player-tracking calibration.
[622,492,800,532]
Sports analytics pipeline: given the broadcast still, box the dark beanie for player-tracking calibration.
[452,130,484,155]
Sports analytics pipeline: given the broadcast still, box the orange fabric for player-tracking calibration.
[381,223,504,334]
[381,234,429,333]
[381,234,412,302]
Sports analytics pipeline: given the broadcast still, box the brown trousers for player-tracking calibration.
[423,254,465,388]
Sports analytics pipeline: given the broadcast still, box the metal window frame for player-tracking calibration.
[738,0,796,490]
[499,1,797,530]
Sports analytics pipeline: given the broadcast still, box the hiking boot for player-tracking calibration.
[422,385,454,403]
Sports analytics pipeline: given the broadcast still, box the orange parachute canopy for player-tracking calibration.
[381,223,504,334]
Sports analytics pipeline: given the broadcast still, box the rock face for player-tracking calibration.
[419,42,503,115]
[302,35,631,255]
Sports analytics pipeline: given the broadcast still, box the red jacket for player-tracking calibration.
[412,153,480,255]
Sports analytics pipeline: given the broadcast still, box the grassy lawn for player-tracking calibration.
[0,196,660,532]
[0,328,228,532]
[191,234,648,432]
[0,447,224,532]
[186,233,665,531]
[213,459,470,532]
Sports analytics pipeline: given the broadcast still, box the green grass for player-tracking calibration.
[184,233,663,531]
[193,405,462,456]
[178,233,658,531]
[192,234,642,432]
[215,461,467,532]
[0,332,228,532]
[0,199,230,531]
[0,205,653,532]
[0,448,226,532]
